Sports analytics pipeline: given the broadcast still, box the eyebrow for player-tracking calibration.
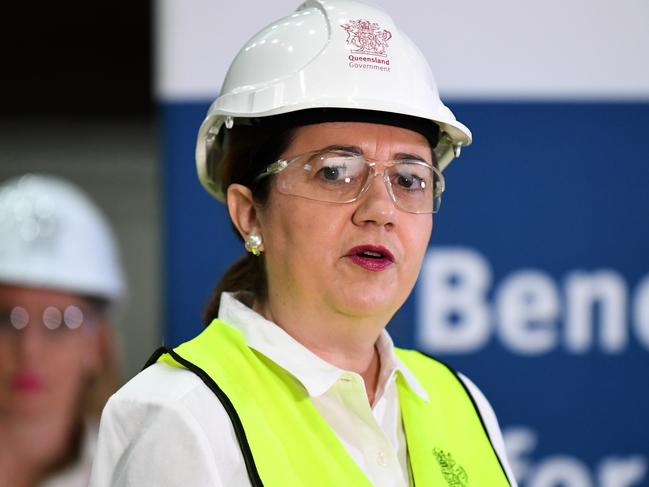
[317,144,363,154]
[317,145,431,164]
[394,152,430,164]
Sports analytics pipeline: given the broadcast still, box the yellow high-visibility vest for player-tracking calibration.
[151,320,510,486]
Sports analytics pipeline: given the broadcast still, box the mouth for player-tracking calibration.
[346,245,395,271]
[11,372,45,393]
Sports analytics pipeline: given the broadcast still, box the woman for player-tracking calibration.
[0,175,125,487]
[92,1,517,485]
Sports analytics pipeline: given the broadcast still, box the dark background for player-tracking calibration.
[0,3,161,380]
[1,3,152,118]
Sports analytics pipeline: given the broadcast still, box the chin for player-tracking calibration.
[6,396,50,418]
[332,285,402,319]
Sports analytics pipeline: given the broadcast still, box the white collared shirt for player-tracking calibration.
[90,293,516,486]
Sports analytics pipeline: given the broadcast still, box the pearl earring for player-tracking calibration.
[244,233,263,256]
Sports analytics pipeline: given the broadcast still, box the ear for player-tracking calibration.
[227,184,264,248]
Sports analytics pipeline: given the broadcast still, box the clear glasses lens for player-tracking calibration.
[387,161,436,213]
[272,151,443,214]
[276,152,366,202]
[43,306,63,330]
[0,305,92,334]
[10,307,28,330]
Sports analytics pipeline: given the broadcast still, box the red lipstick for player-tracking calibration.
[346,245,395,271]
[11,372,45,393]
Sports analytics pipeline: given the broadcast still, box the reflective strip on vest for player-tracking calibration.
[155,320,510,486]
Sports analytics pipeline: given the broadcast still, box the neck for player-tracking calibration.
[255,296,385,404]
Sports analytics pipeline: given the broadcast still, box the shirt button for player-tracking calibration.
[376,451,387,466]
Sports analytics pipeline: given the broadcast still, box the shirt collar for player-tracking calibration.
[218,292,428,401]
[375,331,429,401]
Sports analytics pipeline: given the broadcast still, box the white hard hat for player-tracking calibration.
[196,0,472,201]
[0,174,126,304]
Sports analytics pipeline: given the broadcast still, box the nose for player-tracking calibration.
[15,325,46,364]
[352,172,396,227]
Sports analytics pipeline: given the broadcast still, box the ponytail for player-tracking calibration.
[203,253,266,325]
[202,121,296,325]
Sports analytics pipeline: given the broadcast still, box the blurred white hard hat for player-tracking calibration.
[0,174,125,304]
[196,0,472,201]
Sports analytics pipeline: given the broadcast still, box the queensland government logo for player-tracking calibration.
[433,448,469,486]
[340,19,392,72]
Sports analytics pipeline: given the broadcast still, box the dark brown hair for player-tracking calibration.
[202,121,297,325]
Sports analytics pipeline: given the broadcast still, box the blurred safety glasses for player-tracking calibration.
[0,305,97,336]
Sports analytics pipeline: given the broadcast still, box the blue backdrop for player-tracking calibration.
[162,101,649,486]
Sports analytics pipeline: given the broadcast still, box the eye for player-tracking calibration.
[391,162,433,192]
[310,153,365,184]
[0,307,29,331]
[321,164,346,181]
[396,173,420,189]
[393,172,427,191]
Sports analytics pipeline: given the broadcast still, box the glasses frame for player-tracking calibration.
[255,149,445,214]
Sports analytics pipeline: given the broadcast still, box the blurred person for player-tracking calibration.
[92,1,516,486]
[0,174,125,487]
